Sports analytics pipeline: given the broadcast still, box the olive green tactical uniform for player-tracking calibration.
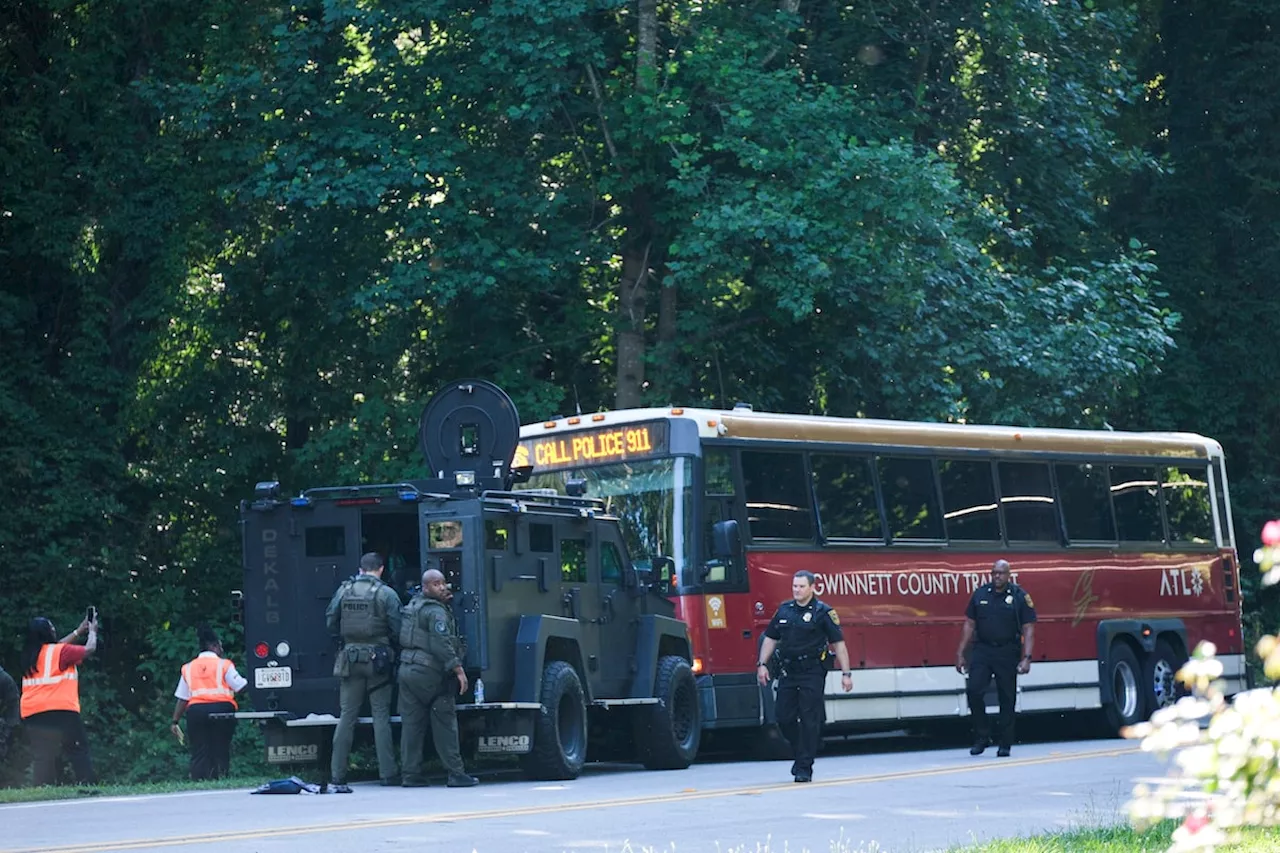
[397,595,467,781]
[325,573,403,783]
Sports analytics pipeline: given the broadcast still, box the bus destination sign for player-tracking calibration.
[518,421,670,472]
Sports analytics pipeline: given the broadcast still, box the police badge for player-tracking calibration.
[803,612,812,622]
[1005,594,1013,604]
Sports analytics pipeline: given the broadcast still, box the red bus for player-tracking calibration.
[516,405,1246,739]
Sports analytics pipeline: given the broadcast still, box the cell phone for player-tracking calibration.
[86,606,97,623]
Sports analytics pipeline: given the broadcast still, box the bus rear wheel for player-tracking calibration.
[1103,643,1144,735]
[1144,639,1187,715]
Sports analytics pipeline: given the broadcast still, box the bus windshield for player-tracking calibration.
[521,457,692,587]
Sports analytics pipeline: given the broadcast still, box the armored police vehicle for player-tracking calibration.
[236,380,701,779]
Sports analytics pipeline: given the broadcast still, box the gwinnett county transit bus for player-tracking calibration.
[514,405,1247,738]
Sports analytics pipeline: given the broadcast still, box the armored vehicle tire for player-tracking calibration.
[636,655,701,770]
[520,660,588,780]
[1103,643,1145,735]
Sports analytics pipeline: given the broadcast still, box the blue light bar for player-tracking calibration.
[291,496,313,508]
[398,491,419,503]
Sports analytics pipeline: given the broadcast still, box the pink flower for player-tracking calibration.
[1183,812,1210,835]
[1264,520,1280,547]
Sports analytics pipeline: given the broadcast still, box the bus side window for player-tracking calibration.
[997,461,1059,543]
[878,456,944,541]
[741,451,814,541]
[1162,465,1213,546]
[1110,465,1165,544]
[1056,462,1116,543]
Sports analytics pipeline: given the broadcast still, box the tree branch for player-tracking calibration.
[583,64,618,161]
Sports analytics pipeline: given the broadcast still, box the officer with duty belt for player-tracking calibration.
[397,567,478,788]
[955,559,1037,757]
[325,552,403,791]
[757,570,853,782]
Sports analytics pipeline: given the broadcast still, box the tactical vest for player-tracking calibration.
[399,596,432,654]
[339,575,389,645]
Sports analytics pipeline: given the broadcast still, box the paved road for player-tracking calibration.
[0,738,1161,853]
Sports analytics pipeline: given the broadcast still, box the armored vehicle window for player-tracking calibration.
[601,542,623,584]
[939,459,1001,542]
[485,519,510,550]
[1111,465,1165,543]
[1056,462,1116,542]
[561,538,587,583]
[428,520,463,549]
[1162,466,1213,546]
[878,456,944,541]
[741,451,814,541]
[530,523,554,553]
[305,526,346,557]
[997,461,1059,543]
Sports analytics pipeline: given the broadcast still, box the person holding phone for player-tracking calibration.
[19,611,98,786]
[171,625,247,780]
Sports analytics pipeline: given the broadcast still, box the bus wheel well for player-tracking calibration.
[1156,631,1188,662]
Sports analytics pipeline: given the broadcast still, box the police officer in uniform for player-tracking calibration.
[757,570,853,782]
[956,559,1037,757]
[397,567,478,788]
[325,552,403,791]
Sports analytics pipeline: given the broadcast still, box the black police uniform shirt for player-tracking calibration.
[764,597,844,666]
[965,583,1037,648]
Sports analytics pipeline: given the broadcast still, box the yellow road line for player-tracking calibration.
[3,745,1140,853]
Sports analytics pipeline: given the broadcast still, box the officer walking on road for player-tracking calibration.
[325,552,403,791]
[397,567,478,788]
[956,559,1037,757]
[757,570,853,783]
[170,625,247,780]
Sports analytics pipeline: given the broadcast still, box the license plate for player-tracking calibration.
[255,667,292,689]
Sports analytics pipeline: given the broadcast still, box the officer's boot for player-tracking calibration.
[447,771,480,788]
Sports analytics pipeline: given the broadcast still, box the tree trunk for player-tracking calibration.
[615,234,650,409]
[615,0,659,409]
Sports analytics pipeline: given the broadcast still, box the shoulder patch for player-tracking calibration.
[828,609,840,626]
[433,619,449,634]
[1023,593,1035,608]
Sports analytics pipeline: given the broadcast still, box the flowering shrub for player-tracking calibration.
[1127,520,1280,851]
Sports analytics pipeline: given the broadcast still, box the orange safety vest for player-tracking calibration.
[20,643,80,717]
[183,656,238,708]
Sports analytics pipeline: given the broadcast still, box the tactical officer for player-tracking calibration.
[397,567,478,788]
[955,559,1037,757]
[325,552,403,791]
[757,570,853,782]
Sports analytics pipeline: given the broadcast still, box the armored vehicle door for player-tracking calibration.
[242,497,360,716]
[595,524,642,697]
[559,523,604,696]
[420,506,487,671]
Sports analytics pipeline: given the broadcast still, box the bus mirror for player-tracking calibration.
[711,519,741,561]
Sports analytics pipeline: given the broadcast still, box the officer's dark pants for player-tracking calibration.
[966,645,1019,748]
[397,663,464,780]
[331,663,397,783]
[186,701,236,780]
[24,710,95,786]
[774,662,826,776]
